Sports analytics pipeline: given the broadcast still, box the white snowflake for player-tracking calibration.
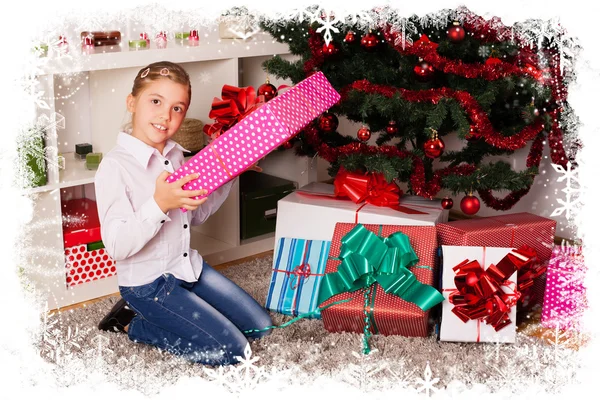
[279,6,317,24]
[551,161,581,219]
[389,18,419,50]
[221,13,261,40]
[85,334,114,368]
[314,9,343,46]
[37,306,90,366]
[414,362,440,397]
[203,343,276,393]
[342,350,389,390]
[478,45,491,57]
[198,72,212,85]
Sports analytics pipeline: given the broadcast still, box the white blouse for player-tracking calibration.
[94,132,234,287]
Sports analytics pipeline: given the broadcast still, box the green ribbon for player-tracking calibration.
[317,224,444,312]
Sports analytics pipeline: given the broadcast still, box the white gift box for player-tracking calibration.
[275,182,449,242]
[439,245,519,343]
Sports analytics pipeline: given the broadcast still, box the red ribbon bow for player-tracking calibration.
[203,85,264,139]
[513,245,546,306]
[449,247,536,332]
[288,263,312,290]
[333,167,426,214]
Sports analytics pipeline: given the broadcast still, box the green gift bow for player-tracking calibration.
[316,224,444,353]
[317,224,444,312]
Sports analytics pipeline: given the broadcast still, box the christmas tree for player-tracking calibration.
[259,6,579,213]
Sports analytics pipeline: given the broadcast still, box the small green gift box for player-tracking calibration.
[128,39,147,49]
[175,32,190,39]
[85,152,103,170]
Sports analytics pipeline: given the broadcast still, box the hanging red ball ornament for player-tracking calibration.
[466,125,477,140]
[361,31,379,50]
[441,197,453,210]
[344,31,356,43]
[318,111,339,133]
[460,194,480,215]
[447,21,466,43]
[322,42,337,56]
[385,121,398,135]
[257,78,278,102]
[414,59,435,81]
[357,126,371,141]
[424,130,445,158]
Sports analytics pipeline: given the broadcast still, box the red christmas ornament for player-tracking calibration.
[447,21,466,43]
[441,197,453,210]
[357,126,371,141]
[361,31,379,50]
[414,59,435,81]
[258,78,278,102]
[424,130,445,158]
[322,42,337,56]
[344,31,356,43]
[385,121,398,135]
[460,194,480,215]
[318,111,339,133]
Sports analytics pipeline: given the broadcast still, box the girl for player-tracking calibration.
[95,61,272,366]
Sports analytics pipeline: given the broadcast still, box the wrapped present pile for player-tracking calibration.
[62,198,116,287]
[165,69,583,353]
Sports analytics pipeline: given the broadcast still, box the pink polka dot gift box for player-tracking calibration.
[541,244,587,331]
[167,71,340,210]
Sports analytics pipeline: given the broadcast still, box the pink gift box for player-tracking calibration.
[166,72,340,211]
[541,244,587,331]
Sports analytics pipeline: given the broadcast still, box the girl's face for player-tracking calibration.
[127,78,190,154]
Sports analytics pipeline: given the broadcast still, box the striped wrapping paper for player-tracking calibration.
[436,212,556,308]
[320,223,438,337]
[265,237,331,318]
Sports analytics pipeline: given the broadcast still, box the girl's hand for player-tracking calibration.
[248,158,264,172]
[154,171,208,213]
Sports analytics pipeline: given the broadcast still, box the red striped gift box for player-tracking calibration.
[320,223,438,337]
[436,212,556,308]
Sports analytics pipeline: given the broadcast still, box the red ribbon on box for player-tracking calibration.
[333,168,427,215]
[448,246,535,335]
[203,83,291,140]
[203,85,264,139]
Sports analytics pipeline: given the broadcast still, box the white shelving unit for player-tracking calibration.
[28,31,318,311]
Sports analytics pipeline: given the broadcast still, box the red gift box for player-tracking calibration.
[65,243,116,287]
[62,198,102,247]
[436,212,556,307]
[320,223,439,337]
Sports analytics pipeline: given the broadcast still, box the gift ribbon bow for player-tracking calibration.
[203,83,290,139]
[203,85,264,139]
[317,224,443,354]
[513,245,545,306]
[317,224,443,313]
[448,247,535,333]
[333,168,427,215]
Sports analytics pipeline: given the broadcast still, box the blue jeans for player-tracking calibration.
[119,262,272,366]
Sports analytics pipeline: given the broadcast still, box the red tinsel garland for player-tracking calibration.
[477,133,545,210]
[383,29,545,83]
[343,80,546,151]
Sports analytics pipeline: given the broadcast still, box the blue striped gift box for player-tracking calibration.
[265,237,331,318]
